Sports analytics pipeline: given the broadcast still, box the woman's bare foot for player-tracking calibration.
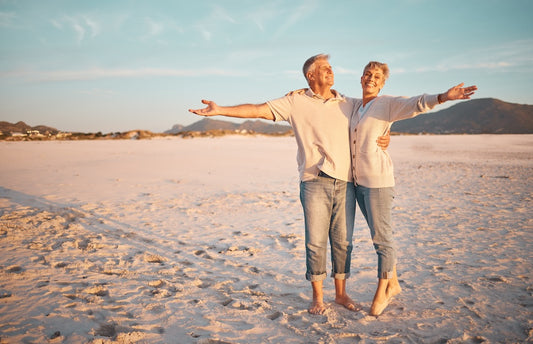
[388,283,402,298]
[369,281,402,316]
[335,295,362,312]
[369,294,392,316]
[308,300,327,314]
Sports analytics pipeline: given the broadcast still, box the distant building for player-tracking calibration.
[27,130,44,137]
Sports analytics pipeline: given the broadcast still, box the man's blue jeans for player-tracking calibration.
[356,185,396,279]
[300,173,356,282]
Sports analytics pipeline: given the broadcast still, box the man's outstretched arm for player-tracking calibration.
[189,100,274,121]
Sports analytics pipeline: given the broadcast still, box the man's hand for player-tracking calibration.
[188,100,220,116]
[188,100,274,120]
[377,129,390,150]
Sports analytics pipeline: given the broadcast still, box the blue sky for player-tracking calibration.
[1,0,532,133]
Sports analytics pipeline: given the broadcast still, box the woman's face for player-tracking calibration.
[361,67,386,96]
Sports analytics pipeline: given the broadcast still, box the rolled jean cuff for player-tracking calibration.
[379,270,394,279]
[306,272,327,282]
[331,272,350,280]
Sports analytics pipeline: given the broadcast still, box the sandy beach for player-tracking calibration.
[0,134,532,344]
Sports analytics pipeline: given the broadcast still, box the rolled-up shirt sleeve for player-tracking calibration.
[267,96,293,123]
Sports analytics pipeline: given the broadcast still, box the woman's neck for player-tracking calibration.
[362,94,378,107]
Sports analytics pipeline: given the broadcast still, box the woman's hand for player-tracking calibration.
[285,88,308,96]
[377,129,390,150]
[439,83,478,103]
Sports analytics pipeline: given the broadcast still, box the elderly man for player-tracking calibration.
[189,54,388,315]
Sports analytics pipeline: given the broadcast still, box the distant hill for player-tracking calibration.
[166,118,292,135]
[0,121,59,135]
[166,124,184,133]
[391,98,533,134]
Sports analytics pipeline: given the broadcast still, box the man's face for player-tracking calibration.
[309,59,334,87]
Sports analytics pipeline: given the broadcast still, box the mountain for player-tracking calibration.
[166,118,292,135]
[165,124,184,134]
[0,121,59,135]
[391,98,533,134]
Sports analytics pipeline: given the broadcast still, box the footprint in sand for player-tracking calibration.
[267,311,283,320]
[193,249,213,259]
[221,298,233,306]
[92,323,116,338]
[84,285,109,297]
[6,265,23,273]
[0,289,12,298]
[144,253,166,264]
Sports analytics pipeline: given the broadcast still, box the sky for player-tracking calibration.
[1,0,532,133]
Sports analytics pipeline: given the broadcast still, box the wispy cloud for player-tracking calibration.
[415,40,533,73]
[273,0,318,38]
[51,15,101,44]
[139,16,184,44]
[1,67,248,82]
[0,11,16,27]
[193,3,238,42]
[83,16,100,38]
[79,88,115,97]
[211,5,236,24]
[142,17,164,38]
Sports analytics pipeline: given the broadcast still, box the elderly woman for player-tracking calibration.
[352,61,477,316]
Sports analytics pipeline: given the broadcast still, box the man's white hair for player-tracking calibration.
[302,54,330,81]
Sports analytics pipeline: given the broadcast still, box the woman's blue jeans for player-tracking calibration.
[300,174,356,282]
[356,185,396,279]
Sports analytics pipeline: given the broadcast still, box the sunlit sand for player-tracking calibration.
[1,134,531,343]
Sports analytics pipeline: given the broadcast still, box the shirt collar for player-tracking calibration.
[305,88,346,102]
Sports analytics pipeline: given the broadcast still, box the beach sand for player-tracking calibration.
[0,134,532,343]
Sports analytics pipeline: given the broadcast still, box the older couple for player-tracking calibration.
[189,54,476,316]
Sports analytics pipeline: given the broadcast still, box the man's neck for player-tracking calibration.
[310,85,335,100]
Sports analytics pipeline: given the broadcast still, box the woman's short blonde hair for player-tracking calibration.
[363,61,389,80]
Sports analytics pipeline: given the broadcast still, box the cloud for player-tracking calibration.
[2,67,248,82]
[79,88,115,96]
[211,5,236,24]
[273,0,318,38]
[0,11,16,27]
[84,16,101,38]
[50,19,63,29]
[51,15,101,44]
[194,25,212,41]
[414,62,513,73]
[144,17,164,37]
[335,67,359,76]
[396,39,533,74]
[68,18,86,44]
[193,3,239,41]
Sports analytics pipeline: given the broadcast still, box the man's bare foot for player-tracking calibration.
[308,300,327,315]
[335,295,362,312]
